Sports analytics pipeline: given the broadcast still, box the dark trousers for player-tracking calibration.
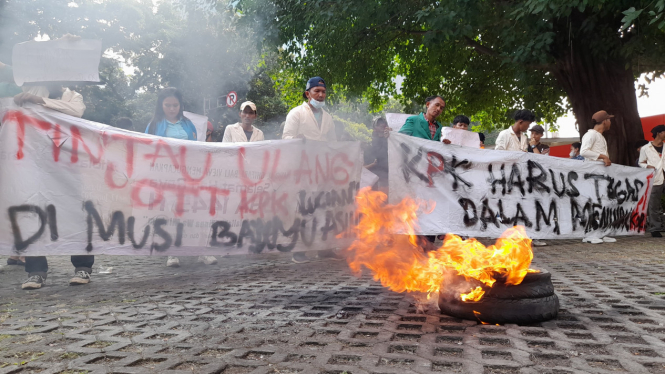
[25,256,94,278]
[648,184,664,232]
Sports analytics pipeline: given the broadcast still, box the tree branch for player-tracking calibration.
[463,36,499,56]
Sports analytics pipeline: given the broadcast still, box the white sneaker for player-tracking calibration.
[532,240,547,247]
[197,255,218,265]
[582,237,603,244]
[166,256,180,267]
[602,236,616,243]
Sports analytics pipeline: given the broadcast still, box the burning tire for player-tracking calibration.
[483,271,555,300]
[438,271,559,324]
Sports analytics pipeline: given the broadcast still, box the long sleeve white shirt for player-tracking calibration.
[23,86,86,118]
[282,102,336,141]
[222,123,265,143]
[580,129,608,161]
[639,142,664,185]
[494,126,528,152]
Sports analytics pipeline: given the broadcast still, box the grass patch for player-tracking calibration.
[60,352,81,360]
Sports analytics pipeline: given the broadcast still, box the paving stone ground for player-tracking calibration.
[1,236,665,374]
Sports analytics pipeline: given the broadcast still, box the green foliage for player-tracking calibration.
[244,0,665,132]
[332,114,372,142]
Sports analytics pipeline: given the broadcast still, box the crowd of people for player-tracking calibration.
[2,61,664,290]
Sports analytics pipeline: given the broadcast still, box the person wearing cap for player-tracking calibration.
[282,77,341,263]
[222,101,264,143]
[639,124,665,237]
[399,95,445,142]
[570,142,584,160]
[527,125,550,155]
[580,111,613,166]
[495,110,534,152]
[282,77,336,141]
[579,110,616,244]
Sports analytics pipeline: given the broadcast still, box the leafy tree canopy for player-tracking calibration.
[245,0,665,163]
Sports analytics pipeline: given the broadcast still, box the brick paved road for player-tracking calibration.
[0,236,664,374]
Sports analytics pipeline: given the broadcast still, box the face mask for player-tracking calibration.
[309,99,326,109]
[569,150,576,157]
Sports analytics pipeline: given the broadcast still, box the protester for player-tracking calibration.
[206,121,214,142]
[639,124,665,237]
[570,142,584,160]
[13,83,86,118]
[17,84,90,289]
[579,110,616,244]
[635,139,649,167]
[479,133,485,149]
[144,87,217,267]
[283,76,336,141]
[364,117,390,192]
[452,115,470,130]
[223,101,265,142]
[399,95,445,141]
[528,125,550,155]
[399,96,446,249]
[282,77,340,263]
[441,115,485,148]
[494,110,534,151]
[493,111,546,246]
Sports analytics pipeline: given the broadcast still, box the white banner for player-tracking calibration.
[389,133,654,239]
[0,101,362,256]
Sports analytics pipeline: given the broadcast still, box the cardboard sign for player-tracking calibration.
[441,127,481,148]
[385,113,413,132]
[0,100,362,256]
[12,39,102,85]
[389,133,653,239]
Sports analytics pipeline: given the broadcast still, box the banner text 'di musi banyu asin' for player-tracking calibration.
[0,101,362,256]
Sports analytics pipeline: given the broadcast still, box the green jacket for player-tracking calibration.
[398,113,442,141]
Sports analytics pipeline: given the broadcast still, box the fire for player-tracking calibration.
[344,188,534,301]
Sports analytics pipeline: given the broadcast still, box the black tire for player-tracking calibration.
[445,271,555,300]
[438,293,559,325]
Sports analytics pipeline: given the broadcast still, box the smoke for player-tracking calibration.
[0,0,269,128]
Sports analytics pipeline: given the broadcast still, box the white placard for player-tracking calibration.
[441,127,481,148]
[12,39,102,85]
[385,113,413,132]
[183,111,208,142]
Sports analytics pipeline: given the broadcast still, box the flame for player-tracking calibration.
[460,286,485,302]
[344,188,534,301]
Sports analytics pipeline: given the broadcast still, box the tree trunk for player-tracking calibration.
[550,43,643,166]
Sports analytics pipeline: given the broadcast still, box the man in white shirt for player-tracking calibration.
[493,110,547,246]
[283,76,336,142]
[494,110,534,152]
[283,77,342,263]
[579,110,617,244]
[222,101,265,143]
[580,111,613,166]
[639,124,665,237]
